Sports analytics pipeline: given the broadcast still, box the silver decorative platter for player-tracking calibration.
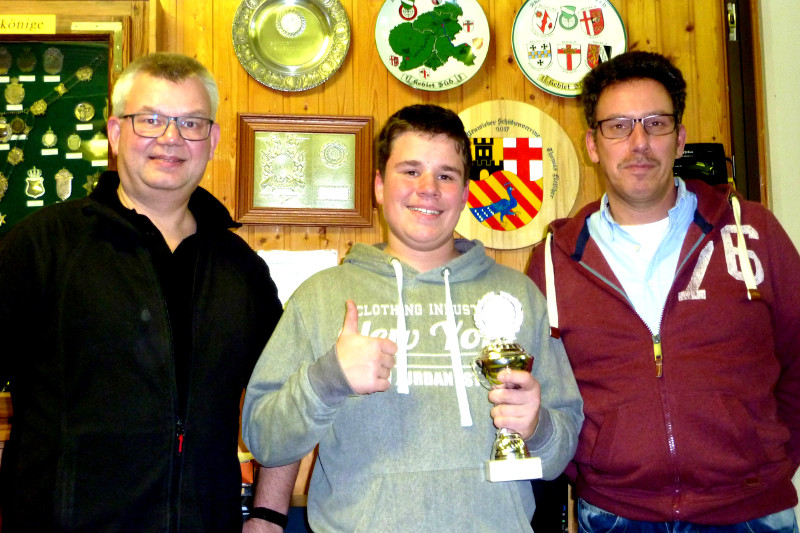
[232,0,351,91]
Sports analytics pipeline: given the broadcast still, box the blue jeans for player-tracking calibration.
[577,499,799,533]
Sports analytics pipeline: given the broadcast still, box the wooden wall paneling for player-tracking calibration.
[147,0,161,51]
[623,0,657,52]
[489,0,526,105]
[319,0,353,116]
[353,0,390,125]
[156,0,178,51]
[284,85,320,115]
[131,1,152,56]
[176,0,188,52]
[185,0,214,62]
[212,0,245,209]
[385,82,420,126]
[692,2,730,148]
[659,2,697,138]
[747,0,768,203]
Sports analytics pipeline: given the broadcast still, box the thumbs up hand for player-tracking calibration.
[336,300,398,394]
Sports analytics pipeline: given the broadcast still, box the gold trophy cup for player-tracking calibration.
[473,292,543,482]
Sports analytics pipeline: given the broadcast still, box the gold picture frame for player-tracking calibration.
[236,113,373,226]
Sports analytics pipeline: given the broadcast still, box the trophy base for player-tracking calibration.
[485,456,543,482]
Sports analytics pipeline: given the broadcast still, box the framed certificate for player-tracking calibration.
[235,113,373,226]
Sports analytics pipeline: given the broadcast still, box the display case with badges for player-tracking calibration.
[0,1,157,237]
[0,38,110,236]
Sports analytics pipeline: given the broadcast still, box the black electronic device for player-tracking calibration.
[673,142,731,187]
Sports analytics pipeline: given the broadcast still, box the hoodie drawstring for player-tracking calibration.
[544,231,560,338]
[443,268,473,427]
[390,259,410,394]
[388,260,472,426]
[730,195,760,300]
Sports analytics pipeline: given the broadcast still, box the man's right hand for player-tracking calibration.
[336,300,397,394]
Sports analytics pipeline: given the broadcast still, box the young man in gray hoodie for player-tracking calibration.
[243,104,583,532]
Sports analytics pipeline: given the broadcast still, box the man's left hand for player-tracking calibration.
[243,517,284,533]
[487,369,541,441]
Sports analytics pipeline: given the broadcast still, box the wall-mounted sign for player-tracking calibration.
[456,100,580,249]
[375,0,489,91]
[512,0,626,97]
[0,15,56,35]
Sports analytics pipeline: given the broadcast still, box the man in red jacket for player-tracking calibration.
[528,51,800,531]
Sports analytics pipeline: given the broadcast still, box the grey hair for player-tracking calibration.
[111,52,219,119]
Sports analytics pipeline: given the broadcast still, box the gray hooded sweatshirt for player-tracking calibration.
[243,239,583,532]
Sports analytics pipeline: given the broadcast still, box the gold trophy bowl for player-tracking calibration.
[472,292,543,482]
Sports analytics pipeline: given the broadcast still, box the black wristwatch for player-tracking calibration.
[248,507,289,528]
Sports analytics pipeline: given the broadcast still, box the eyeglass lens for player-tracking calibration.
[129,114,212,140]
[599,115,676,139]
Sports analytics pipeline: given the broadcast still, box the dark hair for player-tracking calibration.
[376,105,472,182]
[581,51,687,129]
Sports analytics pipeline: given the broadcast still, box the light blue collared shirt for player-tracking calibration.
[587,178,697,333]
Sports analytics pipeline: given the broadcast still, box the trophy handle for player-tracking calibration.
[471,358,491,390]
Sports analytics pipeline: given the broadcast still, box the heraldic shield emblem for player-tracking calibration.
[457,100,580,250]
[468,139,545,232]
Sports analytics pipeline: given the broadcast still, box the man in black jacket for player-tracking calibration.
[0,53,296,532]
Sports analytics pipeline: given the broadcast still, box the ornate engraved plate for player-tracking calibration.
[512,0,627,97]
[232,0,351,91]
[375,0,489,91]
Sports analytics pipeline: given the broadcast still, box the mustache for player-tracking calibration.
[620,156,659,167]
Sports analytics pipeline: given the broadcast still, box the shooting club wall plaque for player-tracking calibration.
[456,100,580,250]
[512,0,627,97]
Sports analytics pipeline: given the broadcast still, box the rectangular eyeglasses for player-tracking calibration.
[123,113,214,141]
[596,114,677,139]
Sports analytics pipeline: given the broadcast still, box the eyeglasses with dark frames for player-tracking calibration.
[595,114,677,139]
[122,113,214,141]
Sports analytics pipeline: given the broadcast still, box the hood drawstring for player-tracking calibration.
[388,259,473,426]
[390,259,410,394]
[443,268,473,427]
[730,195,761,300]
[544,231,560,338]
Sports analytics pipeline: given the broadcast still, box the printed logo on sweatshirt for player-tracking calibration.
[677,224,764,301]
[355,301,503,389]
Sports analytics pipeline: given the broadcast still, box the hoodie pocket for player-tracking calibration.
[353,467,532,533]
[585,392,778,491]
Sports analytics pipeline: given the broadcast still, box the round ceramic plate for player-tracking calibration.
[232,0,350,91]
[375,0,489,91]
[512,0,626,97]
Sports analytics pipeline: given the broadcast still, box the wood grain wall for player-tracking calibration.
[151,0,732,269]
